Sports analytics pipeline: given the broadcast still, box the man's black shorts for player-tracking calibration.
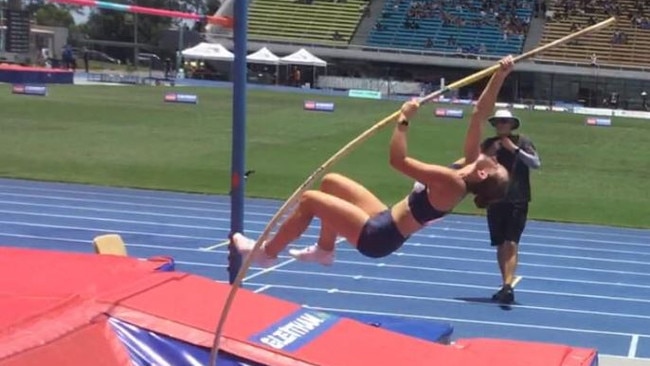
[487,202,529,246]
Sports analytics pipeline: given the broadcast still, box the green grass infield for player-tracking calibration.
[1,84,648,228]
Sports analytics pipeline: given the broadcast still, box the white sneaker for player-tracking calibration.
[289,244,334,266]
[232,233,276,268]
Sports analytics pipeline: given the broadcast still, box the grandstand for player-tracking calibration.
[247,0,366,45]
[538,0,650,68]
[366,0,533,56]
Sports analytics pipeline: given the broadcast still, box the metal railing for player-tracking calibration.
[211,33,650,72]
[533,58,650,72]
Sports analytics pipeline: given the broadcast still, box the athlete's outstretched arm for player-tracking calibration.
[389,101,463,187]
[389,100,418,169]
[463,56,514,164]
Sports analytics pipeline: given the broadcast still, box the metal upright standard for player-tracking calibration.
[227,0,248,285]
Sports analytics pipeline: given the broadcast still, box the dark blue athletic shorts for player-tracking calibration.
[356,210,408,258]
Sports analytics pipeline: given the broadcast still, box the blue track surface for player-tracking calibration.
[1,178,649,360]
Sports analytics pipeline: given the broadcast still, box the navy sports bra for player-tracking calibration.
[408,186,448,225]
[407,162,462,225]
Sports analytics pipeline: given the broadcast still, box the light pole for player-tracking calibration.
[0,6,4,56]
[133,10,138,70]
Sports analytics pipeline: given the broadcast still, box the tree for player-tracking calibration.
[207,0,222,14]
[7,0,20,10]
[24,0,85,16]
[191,0,221,33]
[32,3,75,28]
[82,0,187,62]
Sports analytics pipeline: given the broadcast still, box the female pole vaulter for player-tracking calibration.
[233,56,515,267]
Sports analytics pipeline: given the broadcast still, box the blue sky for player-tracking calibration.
[72,8,90,24]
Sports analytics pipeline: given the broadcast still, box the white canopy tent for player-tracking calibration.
[279,48,327,67]
[279,48,327,87]
[247,47,281,84]
[181,42,234,61]
[179,43,327,87]
[246,47,281,65]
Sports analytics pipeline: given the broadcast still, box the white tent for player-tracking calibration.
[280,48,327,67]
[181,42,234,61]
[247,47,281,85]
[280,48,327,88]
[246,47,281,65]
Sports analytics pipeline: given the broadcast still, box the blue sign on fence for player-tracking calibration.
[164,93,198,104]
[585,117,612,127]
[434,108,464,119]
[304,100,335,112]
[12,84,48,96]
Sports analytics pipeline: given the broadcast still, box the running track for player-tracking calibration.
[0,178,649,361]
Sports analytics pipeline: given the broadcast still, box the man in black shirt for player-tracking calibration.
[481,109,541,304]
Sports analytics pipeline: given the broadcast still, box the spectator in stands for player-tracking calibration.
[388,0,533,51]
[545,9,555,21]
[611,29,627,44]
[568,21,581,45]
[359,2,370,17]
[481,110,541,305]
[587,16,596,26]
[404,18,419,29]
[632,13,650,29]
[640,17,650,29]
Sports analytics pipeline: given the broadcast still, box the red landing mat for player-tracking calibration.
[0,247,597,366]
[0,64,71,73]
